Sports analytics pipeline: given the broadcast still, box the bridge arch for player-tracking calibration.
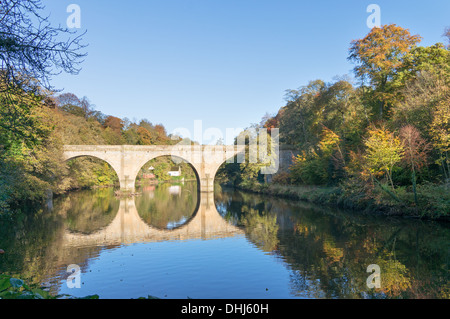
[133,154,201,192]
[134,154,201,231]
[62,145,246,193]
[63,154,121,189]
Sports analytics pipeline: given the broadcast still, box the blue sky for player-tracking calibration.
[44,0,450,141]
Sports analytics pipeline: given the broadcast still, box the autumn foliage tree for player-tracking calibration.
[137,126,152,145]
[220,24,450,217]
[363,126,404,192]
[399,125,431,204]
[348,24,422,118]
[103,116,123,133]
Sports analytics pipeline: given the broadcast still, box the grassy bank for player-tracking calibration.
[230,182,450,221]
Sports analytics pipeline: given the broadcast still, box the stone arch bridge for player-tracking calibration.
[63,145,245,193]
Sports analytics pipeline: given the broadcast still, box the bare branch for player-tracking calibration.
[0,0,87,91]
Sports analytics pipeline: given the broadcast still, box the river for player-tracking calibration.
[0,181,448,299]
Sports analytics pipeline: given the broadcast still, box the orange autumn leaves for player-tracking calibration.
[349,24,422,117]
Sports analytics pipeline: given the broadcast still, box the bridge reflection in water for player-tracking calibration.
[62,192,244,248]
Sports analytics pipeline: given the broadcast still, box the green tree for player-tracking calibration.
[279,80,326,147]
[429,97,450,180]
[290,127,342,185]
[395,43,450,85]
[123,123,140,145]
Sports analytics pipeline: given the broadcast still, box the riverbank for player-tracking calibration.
[227,182,450,221]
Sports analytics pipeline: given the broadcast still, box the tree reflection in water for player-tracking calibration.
[0,185,448,299]
[215,186,450,299]
[57,188,120,234]
[135,182,198,230]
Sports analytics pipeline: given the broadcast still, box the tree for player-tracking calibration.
[0,92,70,211]
[123,123,140,145]
[395,43,450,88]
[101,116,125,145]
[0,80,50,148]
[348,24,422,118]
[390,43,449,136]
[103,116,124,134]
[154,124,169,143]
[280,80,326,147]
[57,93,95,119]
[399,125,431,205]
[392,70,449,136]
[429,97,450,181]
[315,79,367,147]
[0,0,87,90]
[260,112,279,133]
[290,127,342,185]
[315,80,354,131]
[137,126,152,145]
[364,126,404,191]
[0,1,86,144]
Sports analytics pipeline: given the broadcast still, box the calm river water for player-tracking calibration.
[0,181,448,299]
